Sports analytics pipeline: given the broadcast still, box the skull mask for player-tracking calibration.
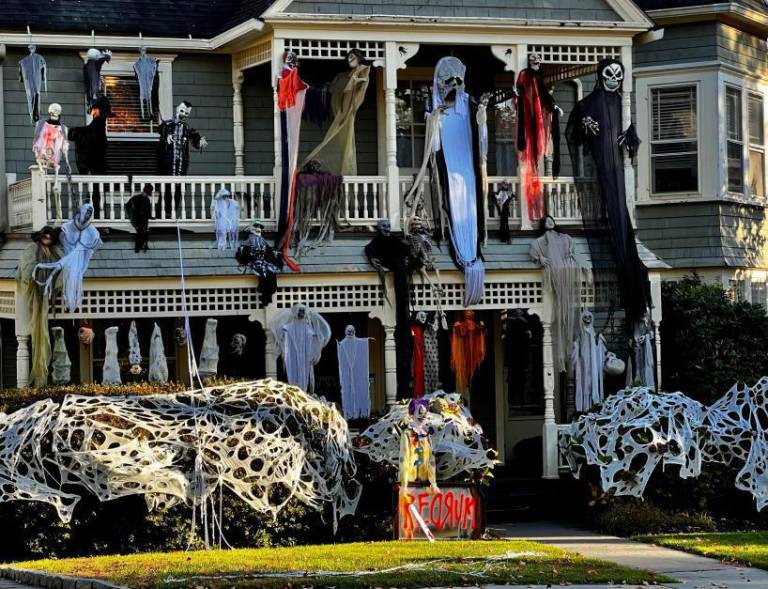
[284,51,298,69]
[344,325,356,337]
[599,59,624,93]
[48,103,62,121]
[433,56,467,110]
[528,52,542,72]
[86,48,103,61]
[230,333,247,356]
[376,219,391,237]
[415,311,427,324]
[73,203,95,231]
[175,101,192,120]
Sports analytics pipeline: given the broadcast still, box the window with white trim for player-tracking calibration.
[103,75,158,134]
[726,86,744,193]
[395,78,430,169]
[650,85,698,193]
[748,92,765,199]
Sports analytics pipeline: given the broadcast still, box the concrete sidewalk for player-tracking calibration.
[492,521,768,588]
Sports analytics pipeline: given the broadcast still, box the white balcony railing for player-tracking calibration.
[8,178,33,230]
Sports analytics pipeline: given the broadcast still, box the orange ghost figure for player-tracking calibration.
[450,310,486,397]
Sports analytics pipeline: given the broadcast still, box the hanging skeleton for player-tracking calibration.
[17,226,62,388]
[571,310,605,412]
[102,325,121,385]
[275,51,308,272]
[68,96,113,174]
[516,53,563,222]
[148,323,168,384]
[19,44,46,123]
[529,215,581,373]
[133,47,159,119]
[198,318,219,382]
[34,203,102,313]
[236,222,281,307]
[211,188,240,251]
[157,101,207,176]
[566,59,650,327]
[83,48,112,111]
[337,325,371,419]
[33,103,71,221]
[406,216,447,329]
[300,49,371,176]
[269,304,331,394]
[50,327,72,385]
[403,57,487,306]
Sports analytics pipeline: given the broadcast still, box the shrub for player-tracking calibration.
[592,499,717,537]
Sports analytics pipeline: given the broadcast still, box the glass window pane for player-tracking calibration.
[726,86,742,141]
[104,75,155,134]
[650,86,698,193]
[749,149,765,198]
[749,94,765,145]
[752,281,766,309]
[652,153,698,193]
[728,140,744,192]
[652,87,697,141]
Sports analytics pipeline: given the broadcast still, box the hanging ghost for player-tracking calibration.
[516,52,563,222]
[450,310,486,399]
[571,310,605,413]
[269,304,331,394]
[337,325,371,419]
[403,56,487,306]
[50,326,71,385]
[19,44,47,123]
[34,202,102,313]
[566,58,650,326]
[84,48,112,111]
[16,225,62,388]
[102,325,121,385]
[198,318,219,382]
[529,215,581,373]
[211,188,240,251]
[148,323,168,384]
[410,311,428,398]
[133,47,159,120]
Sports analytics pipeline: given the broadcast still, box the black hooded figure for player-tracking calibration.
[68,96,114,174]
[566,58,650,325]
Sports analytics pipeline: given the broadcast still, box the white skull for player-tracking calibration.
[435,57,466,104]
[416,311,427,324]
[176,101,192,119]
[602,62,624,92]
[344,325,356,337]
[86,48,102,61]
[528,53,542,71]
[48,103,62,119]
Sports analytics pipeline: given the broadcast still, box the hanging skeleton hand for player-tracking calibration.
[581,116,600,136]
[199,136,208,149]
[554,104,564,118]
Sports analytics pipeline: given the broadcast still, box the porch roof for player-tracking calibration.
[0,233,669,280]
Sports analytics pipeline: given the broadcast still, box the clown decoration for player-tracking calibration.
[158,101,207,176]
[516,52,563,222]
[566,59,650,326]
[403,57,487,306]
[399,398,438,492]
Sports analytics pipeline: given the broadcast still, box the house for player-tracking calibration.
[0,0,672,478]
[633,0,768,304]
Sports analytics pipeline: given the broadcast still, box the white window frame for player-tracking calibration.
[719,72,768,204]
[635,68,718,204]
[648,83,700,197]
[725,84,745,196]
[747,92,766,201]
[79,52,176,140]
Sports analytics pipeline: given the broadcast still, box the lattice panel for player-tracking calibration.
[412,280,543,311]
[234,39,272,71]
[580,280,621,307]
[0,291,15,317]
[49,287,261,318]
[284,39,384,62]
[529,45,620,65]
[274,284,383,310]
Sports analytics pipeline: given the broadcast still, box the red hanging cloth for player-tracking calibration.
[411,322,425,398]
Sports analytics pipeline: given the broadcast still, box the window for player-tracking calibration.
[752,280,767,309]
[493,95,517,176]
[726,86,744,193]
[651,86,698,193]
[396,79,430,169]
[103,75,158,134]
[748,93,765,199]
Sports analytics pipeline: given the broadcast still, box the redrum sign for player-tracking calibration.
[397,485,481,540]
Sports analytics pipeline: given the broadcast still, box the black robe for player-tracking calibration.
[157,118,203,176]
[566,59,649,325]
[68,97,113,174]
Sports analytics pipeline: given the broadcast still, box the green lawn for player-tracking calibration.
[9,540,672,589]
[638,531,768,569]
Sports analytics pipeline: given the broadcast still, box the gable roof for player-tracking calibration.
[0,0,273,38]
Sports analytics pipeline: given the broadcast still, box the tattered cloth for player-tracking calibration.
[0,379,360,531]
[291,171,344,256]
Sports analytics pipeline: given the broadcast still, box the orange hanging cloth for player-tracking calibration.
[450,310,486,397]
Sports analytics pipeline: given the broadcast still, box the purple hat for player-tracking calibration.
[408,398,429,416]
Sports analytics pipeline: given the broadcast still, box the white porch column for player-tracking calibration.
[383,325,398,408]
[649,272,663,389]
[515,44,533,230]
[620,45,636,228]
[232,68,245,175]
[29,165,47,228]
[16,335,30,388]
[265,330,278,379]
[541,320,559,479]
[384,42,401,231]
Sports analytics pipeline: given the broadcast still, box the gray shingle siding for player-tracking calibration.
[716,23,768,79]
[720,202,768,268]
[634,22,719,68]
[282,0,621,21]
[243,64,275,175]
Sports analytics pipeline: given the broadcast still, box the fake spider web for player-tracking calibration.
[356,391,496,481]
[0,379,361,529]
[560,378,768,509]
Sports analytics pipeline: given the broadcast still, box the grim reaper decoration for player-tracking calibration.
[403,57,487,307]
[566,59,650,325]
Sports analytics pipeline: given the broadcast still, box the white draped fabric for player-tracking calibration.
[102,326,121,385]
[148,323,168,384]
[198,318,219,380]
[211,190,241,251]
[270,305,331,394]
[337,335,370,419]
[571,311,603,412]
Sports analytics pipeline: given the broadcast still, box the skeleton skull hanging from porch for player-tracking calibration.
[600,61,624,93]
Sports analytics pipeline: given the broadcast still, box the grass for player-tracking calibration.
[10,540,673,589]
[638,531,768,570]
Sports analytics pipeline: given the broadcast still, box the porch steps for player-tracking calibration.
[483,471,575,524]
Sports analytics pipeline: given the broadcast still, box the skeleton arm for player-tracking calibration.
[403,109,443,234]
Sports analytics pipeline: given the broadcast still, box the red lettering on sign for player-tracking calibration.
[398,487,479,538]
